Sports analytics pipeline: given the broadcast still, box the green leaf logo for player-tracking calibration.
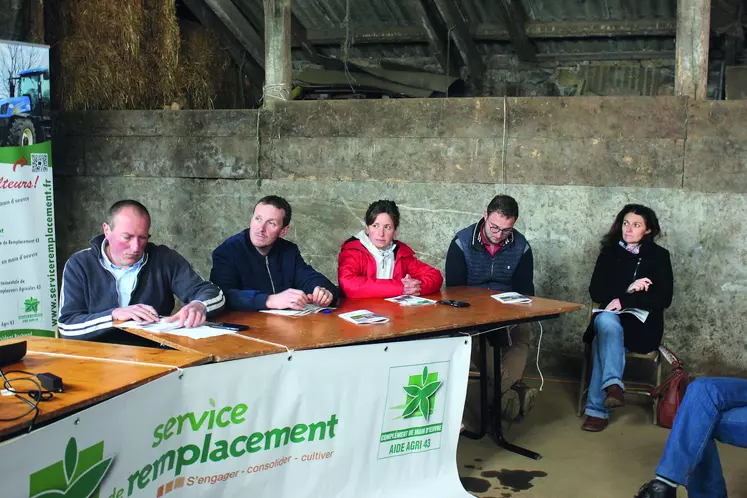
[64,438,77,484]
[61,457,113,498]
[24,297,40,313]
[29,437,114,498]
[402,366,442,421]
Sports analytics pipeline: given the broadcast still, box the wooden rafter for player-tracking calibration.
[496,0,536,62]
[181,0,264,84]
[203,0,265,67]
[431,0,485,87]
[403,0,458,75]
[299,19,678,46]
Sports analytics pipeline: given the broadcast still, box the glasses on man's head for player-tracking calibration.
[487,223,513,235]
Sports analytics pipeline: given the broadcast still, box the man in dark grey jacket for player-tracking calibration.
[58,200,225,345]
[445,194,536,421]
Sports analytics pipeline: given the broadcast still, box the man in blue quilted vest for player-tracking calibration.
[445,194,536,421]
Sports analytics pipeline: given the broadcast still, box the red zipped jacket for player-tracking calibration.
[337,237,443,298]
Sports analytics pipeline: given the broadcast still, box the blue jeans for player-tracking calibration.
[655,377,747,498]
[584,312,625,419]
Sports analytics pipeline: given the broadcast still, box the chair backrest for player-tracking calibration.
[587,302,600,322]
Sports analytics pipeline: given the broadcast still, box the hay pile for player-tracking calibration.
[142,0,181,109]
[52,1,146,110]
[48,0,243,110]
[178,19,238,109]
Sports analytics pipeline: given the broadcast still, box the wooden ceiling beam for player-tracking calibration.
[431,0,485,87]
[495,0,536,61]
[299,19,678,46]
[203,0,265,67]
[403,0,458,75]
[181,0,264,83]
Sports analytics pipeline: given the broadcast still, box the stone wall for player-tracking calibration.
[53,97,747,378]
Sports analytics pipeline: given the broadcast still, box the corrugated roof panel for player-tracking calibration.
[253,0,678,28]
[516,0,676,21]
[237,0,678,62]
[535,37,675,56]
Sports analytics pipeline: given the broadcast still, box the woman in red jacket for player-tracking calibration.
[338,200,443,298]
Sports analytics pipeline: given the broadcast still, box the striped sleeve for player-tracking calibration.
[58,254,117,340]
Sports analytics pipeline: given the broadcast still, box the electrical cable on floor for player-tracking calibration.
[536,321,544,392]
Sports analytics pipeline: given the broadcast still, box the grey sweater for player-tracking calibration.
[58,234,225,343]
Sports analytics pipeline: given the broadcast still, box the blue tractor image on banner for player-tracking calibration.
[0,67,51,146]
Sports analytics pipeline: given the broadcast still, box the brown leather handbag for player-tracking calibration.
[651,346,691,428]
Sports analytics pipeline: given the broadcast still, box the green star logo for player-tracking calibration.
[24,297,40,313]
[402,366,442,421]
[29,437,113,498]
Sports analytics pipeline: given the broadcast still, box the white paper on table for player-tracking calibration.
[119,318,182,333]
[384,295,437,306]
[164,326,234,340]
[491,292,532,304]
[338,310,390,325]
[119,319,234,339]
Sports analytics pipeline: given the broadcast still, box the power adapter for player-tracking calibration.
[37,372,63,393]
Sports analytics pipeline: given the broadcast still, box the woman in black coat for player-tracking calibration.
[581,204,674,432]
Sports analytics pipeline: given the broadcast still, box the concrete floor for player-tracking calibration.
[456,379,746,498]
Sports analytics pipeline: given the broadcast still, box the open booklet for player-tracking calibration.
[593,307,649,323]
[118,318,233,340]
[338,310,390,325]
[492,292,532,304]
[260,303,336,317]
[384,295,437,306]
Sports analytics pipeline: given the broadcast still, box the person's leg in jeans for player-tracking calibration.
[654,377,747,497]
[584,313,626,420]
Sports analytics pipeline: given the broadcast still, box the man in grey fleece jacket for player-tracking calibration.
[58,200,225,345]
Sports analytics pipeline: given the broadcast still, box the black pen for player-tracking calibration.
[208,322,249,332]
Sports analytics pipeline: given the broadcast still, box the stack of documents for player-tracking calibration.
[492,292,532,304]
[338,310,390,325]
[260,304,336,316]
[384,295,437,306]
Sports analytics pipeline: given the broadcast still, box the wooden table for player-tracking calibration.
[0,336,210,439]
[115,287,581,458]
[116,287,582,362]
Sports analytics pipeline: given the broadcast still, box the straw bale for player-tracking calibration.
[142,0,180,108]
[48,0,248,110]
[55,0,146,110]
[178,20,240,109]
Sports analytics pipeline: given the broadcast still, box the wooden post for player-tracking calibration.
[263,0,292,106]
[675,0,711,99]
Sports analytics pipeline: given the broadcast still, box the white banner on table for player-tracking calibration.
[0,40,57,340]
[0,337,472,498]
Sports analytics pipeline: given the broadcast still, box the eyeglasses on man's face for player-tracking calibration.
[486,223,513,235]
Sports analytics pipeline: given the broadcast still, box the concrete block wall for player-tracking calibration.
[53,98,747,378]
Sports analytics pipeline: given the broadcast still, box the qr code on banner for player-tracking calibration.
[31,153,48,172]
